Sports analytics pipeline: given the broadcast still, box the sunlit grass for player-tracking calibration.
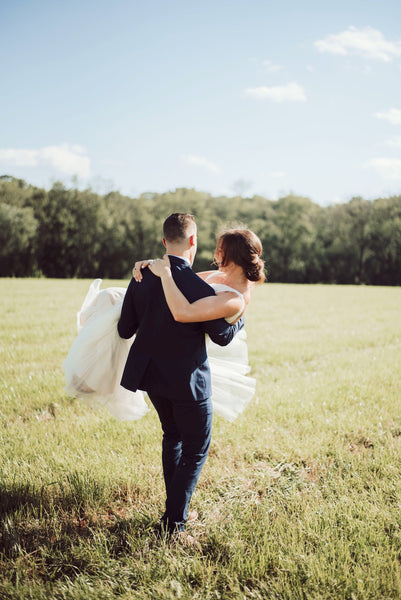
[1,278,401,599]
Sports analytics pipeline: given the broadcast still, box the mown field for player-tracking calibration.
[1,278,401,600]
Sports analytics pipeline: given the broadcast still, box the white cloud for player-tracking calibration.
[0,148,39,167]
[0,143,90,177]
[315,26,401,62]
[42,145,90,177]
[245,82,306,102]
[181,154,220,173]
[384,136,401,148]
[375,108,401,125]
[365,157,401,180]
[262,59,283,73]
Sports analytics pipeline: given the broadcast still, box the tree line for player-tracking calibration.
[1,175,400,285]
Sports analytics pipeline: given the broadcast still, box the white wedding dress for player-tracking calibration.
[63,277,256,422]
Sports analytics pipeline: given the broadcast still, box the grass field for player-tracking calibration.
[1,278,401,599]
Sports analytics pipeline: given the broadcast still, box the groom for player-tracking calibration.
[118,213,244,536]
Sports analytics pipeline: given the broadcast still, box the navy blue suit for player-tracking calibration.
[118,255,244,532]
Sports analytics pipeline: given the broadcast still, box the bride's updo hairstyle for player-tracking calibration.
[216,228,265,283]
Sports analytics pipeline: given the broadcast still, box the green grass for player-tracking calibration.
[1,278,401,599]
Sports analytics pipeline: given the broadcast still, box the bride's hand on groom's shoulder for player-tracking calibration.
[132,256,171,281]
[148,255,171,279]
[132,259,154,282]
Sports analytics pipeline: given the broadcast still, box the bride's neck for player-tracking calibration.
[219,263,248,290]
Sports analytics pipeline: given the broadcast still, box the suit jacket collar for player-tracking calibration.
[168,254,191,267]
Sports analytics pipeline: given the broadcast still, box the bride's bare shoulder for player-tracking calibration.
[196,270,221,282]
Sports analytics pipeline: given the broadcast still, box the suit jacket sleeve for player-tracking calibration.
[117,278,139,339]
[202,315,245,346]
[175,264,245,347]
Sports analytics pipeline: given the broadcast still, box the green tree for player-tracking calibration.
[34,183,105,278]
[0,203,38,276]
[365,196,401,285]
[322,198,372,284]
[1,174,401,285]
[268,195,321,283]
[0,175,34,208]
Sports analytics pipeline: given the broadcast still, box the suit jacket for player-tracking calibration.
[118,255,244,401]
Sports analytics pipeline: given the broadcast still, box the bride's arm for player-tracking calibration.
[132,261,217,283]
[149,257,242,323]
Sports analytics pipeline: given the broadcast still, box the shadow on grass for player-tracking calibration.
[0,481,40,518]
[0,474,161,570]
[0,470,117,518]
[0,516,163,596]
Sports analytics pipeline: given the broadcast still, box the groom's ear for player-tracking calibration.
[162,238,167,248]
[189,234,196,247]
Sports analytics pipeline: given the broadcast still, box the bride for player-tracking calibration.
[63,227,265,422]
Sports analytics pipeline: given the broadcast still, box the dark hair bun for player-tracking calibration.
[246,256,265,282]
[218,228,266,283]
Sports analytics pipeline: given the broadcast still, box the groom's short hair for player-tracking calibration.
[163,213,196,243]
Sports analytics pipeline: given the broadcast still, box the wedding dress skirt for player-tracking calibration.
[206,329,255,422]
[63,279,255,422]
[63,279,150,421]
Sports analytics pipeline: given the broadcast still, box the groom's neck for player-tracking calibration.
[165,244,194,266]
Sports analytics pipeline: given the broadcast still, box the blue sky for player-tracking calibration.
[1,0,401,205]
